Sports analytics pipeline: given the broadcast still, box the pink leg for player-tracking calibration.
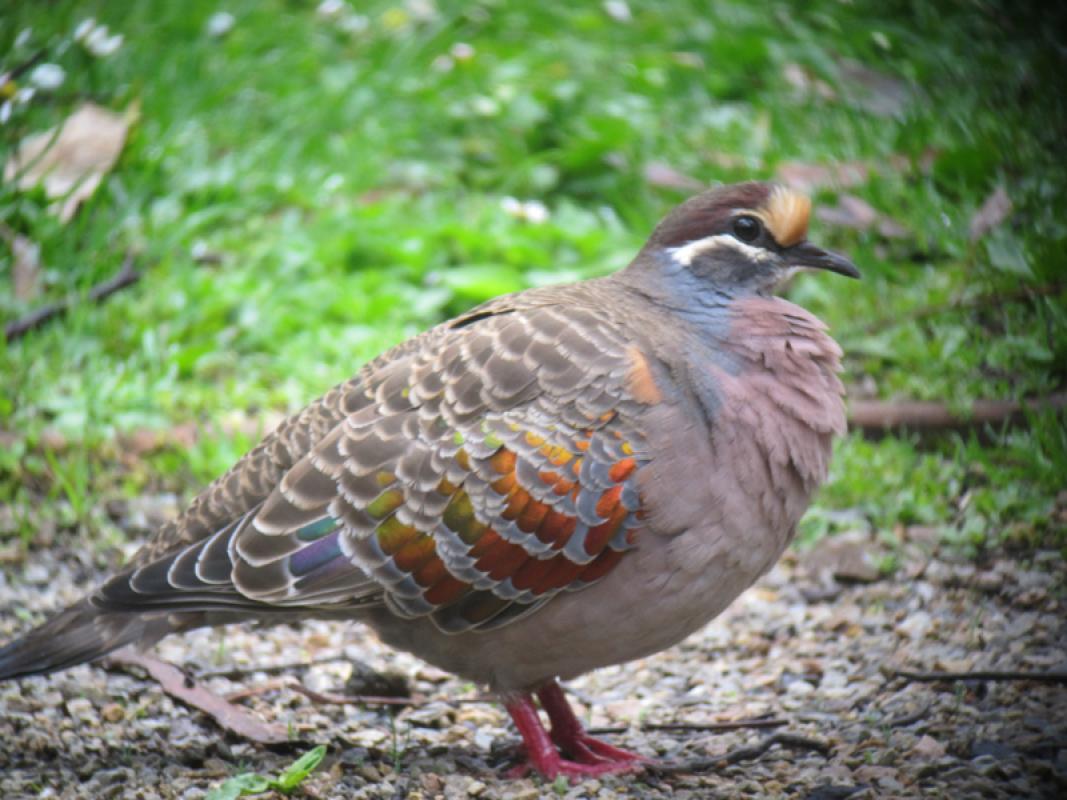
[503,690,646,780]
[536,681,649,766]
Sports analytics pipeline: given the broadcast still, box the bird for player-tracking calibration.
[0,181,858,779]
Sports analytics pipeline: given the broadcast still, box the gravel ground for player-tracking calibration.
[1,530,1065,799]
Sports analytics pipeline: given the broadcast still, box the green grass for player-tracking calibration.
[1,0,1064,556]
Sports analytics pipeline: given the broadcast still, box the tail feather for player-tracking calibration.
[0,600,175,680]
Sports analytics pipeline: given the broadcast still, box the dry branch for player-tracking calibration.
[4,252,140,342]
[848,393,1067,435]
[195,654,349,680]
[891,669,1067,685]
[105,648,290,744]
[225,677,414,707]
[588,717,788,736]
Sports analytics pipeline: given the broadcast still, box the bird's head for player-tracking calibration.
[630,181,860,298]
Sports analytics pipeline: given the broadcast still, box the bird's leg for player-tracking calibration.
[502,691,644,779]
[536,680,649,767]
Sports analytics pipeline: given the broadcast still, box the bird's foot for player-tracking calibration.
[554,730,649,767]
[505,740,646,780]
[503,683,649,781]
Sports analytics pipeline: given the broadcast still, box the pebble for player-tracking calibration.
[2,549,1064,799]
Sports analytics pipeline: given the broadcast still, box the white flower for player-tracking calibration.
[83,24,123,57]
[450,42,474,62]
[14,87,35,105]
[471,95,499,116]
[406,0,439,22]
[501,196,523,217]
[73,18,97,42]
[501,197,550,224]
[337,13,369,33]
[15,28,32,49]
[522,200,549,224]
[431,54,454,72]
[603,0,632,23]
[206,12,235,38]
[28,63,65,91]
[316,0,345,17]
[0,101,12,125]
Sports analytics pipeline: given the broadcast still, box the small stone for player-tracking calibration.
[896,610,932,640]
[100,703,125,723]
[912,734,946,760]
[420,773,444,794]
[505,784,540,800]
[787,679,816,696]
[66,697,95,722]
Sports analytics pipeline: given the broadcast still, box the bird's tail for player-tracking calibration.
[0,599,175,680]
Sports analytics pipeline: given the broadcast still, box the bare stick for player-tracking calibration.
[645,718,788,733]
[225,677,414,707]
[587,717,788,736]
[195,654,349,680]
[891,669,1067,685]
[4,252,141,342]
[848,393,1067,435]
[650,732,831,773]
[884,707,928,729]
[105,648,290,745]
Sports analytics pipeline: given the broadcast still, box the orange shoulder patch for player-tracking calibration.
[626,347,663,404]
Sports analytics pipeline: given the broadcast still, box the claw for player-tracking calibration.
[502,681,652,781]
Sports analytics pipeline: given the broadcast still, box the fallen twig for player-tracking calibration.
[195,654,350,680]
[4,251,141,342]
[891,669,1067,685]
[650,732,831,773]
[1,48,48,85]
[105,647,290,744]
[587,717,788,736]
[885,703,931,728]
[848,393,1067,435]
[225,677,414,707]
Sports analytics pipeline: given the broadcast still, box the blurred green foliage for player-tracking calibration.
[0,0,1064,556]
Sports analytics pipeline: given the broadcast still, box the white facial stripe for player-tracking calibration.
[667,234,773,267]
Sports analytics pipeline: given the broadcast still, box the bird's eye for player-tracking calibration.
[732,215,762,243]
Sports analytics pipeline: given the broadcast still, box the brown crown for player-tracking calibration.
[647,182,810,249]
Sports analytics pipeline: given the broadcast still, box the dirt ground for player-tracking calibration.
[1,532,1065,799]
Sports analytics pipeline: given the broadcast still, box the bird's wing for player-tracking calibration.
[98,296,656,633]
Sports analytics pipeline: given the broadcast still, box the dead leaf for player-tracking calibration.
[781,62,836,101]
[801,531,882,585]
[818,194,879,229]
[969,185,1012,242]
[4,102,137,223]
[776,161,870,193]
[0,223,42,300]
[817,194,909,239]
[643,161,704,192]
[838,58,910,117]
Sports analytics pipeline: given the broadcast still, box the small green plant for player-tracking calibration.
[204,745,327,800]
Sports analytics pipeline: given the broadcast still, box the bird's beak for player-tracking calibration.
[786,241,861,279]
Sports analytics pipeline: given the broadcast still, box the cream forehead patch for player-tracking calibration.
[755,186,810,247]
